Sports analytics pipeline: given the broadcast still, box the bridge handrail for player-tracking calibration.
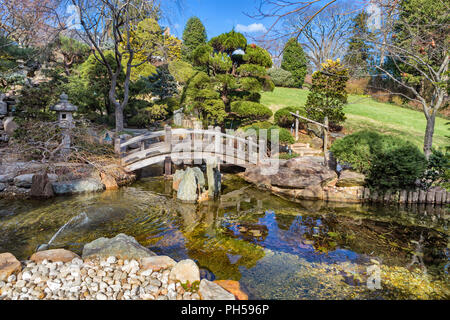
[120,128,260,149]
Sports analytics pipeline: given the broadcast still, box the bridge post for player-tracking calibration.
[295,110,299,141]
[323,117,329,167]
[214,126,222,170]
[165,126,172,176]
[114,138,121,154]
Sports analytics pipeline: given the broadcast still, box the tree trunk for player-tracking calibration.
[423,113,436,160]
[115,104,124,133]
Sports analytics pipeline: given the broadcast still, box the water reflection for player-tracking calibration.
[0,175,448,299]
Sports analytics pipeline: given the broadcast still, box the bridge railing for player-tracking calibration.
[116,126,267,169]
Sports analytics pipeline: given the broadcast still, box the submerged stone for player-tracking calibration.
[198,279,235,300]
[82,233,156,260]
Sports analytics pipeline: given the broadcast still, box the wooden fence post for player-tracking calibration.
[295,110,299,141]
[164,126,172,176]
[323,116,329,166]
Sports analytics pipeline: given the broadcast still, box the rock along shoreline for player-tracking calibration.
[0,234,247,301]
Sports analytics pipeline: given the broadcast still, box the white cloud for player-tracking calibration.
[235,23,267,33]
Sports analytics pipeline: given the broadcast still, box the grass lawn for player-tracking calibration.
[261,87,449,150]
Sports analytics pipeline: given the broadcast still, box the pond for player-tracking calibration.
[0,175,449,299]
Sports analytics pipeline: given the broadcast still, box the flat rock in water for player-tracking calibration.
[30,249,80,263]
[82,233,156,260]
[141,256,176,271]
[198,279,235,300]
[0,253,21,281]
[169,259,200,284]
[52,178,105,195]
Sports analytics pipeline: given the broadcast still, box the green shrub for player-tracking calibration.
[168,60,196,84]
[331,130,427,190]
[127,100,168,128]
[242,122,294,145]
[230,101,272,124]
[281,38,308,88]
[420,149,449,190]
[305,59,349,127]
[268,68,296,88]
[274,106,307,128]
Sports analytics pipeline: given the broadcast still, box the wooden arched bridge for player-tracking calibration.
[116,126,274,173]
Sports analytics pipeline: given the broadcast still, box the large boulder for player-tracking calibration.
[177,168,199,202]
[13,174,35,188]
[100,172,118,190]
[0,174,14,183]
[82,233,156,260]
[30,249,80,263]
[0,253,21,281]
[169,259,200,284]
[172,169,185,192]
[244,158,337,190]
[52,178,105,195]
[0,183,6,192]
[30,174,55,198]
[337,170,366,187]
[198,279,235,300]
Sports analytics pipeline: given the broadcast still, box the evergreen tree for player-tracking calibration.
[343,12,373,78]
[188,30,274,126]
[281,38,308,88]
[182,17,207,63]
[305,59,349,128]
[146,64,178,100]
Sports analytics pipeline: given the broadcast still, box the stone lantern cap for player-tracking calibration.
[50,93,78,112]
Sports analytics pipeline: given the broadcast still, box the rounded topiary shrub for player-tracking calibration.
[274,106,307,128]
[330,130,427,190]
[267,68,296,88]
[242,122,294,145]
[230,101,272,124]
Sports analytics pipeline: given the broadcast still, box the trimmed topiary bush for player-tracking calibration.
[267,68,296,87]
[330,130,427,190]
[274,106,307,128]
[230,101,272,124]
[242,122,295,145]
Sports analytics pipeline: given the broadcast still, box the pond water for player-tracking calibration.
[0,175,449,299]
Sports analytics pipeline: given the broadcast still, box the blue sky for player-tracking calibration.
[163,0,273,39]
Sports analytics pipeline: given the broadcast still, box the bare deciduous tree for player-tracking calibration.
[284,4,353,70]
[0,0,62,47]
[67,0,163,133]
[369,0,449,159]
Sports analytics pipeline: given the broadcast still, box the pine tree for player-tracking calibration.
[182,17,207,63]
[305,59,349,128]
[281,38,308,88]
[146,64,178,100]
[343,12,373,78]
[188,31,274,126]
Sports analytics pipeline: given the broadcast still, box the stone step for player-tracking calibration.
[291,143,310,149]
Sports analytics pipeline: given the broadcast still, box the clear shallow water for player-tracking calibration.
[0,175,449,299]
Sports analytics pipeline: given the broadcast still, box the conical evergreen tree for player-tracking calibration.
[281,38,308,88]
[182,17,207,63]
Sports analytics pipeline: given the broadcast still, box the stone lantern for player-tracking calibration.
[51,93,78,128]
[51,93,78,154]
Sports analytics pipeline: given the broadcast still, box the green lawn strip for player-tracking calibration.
[261,87,448,150]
